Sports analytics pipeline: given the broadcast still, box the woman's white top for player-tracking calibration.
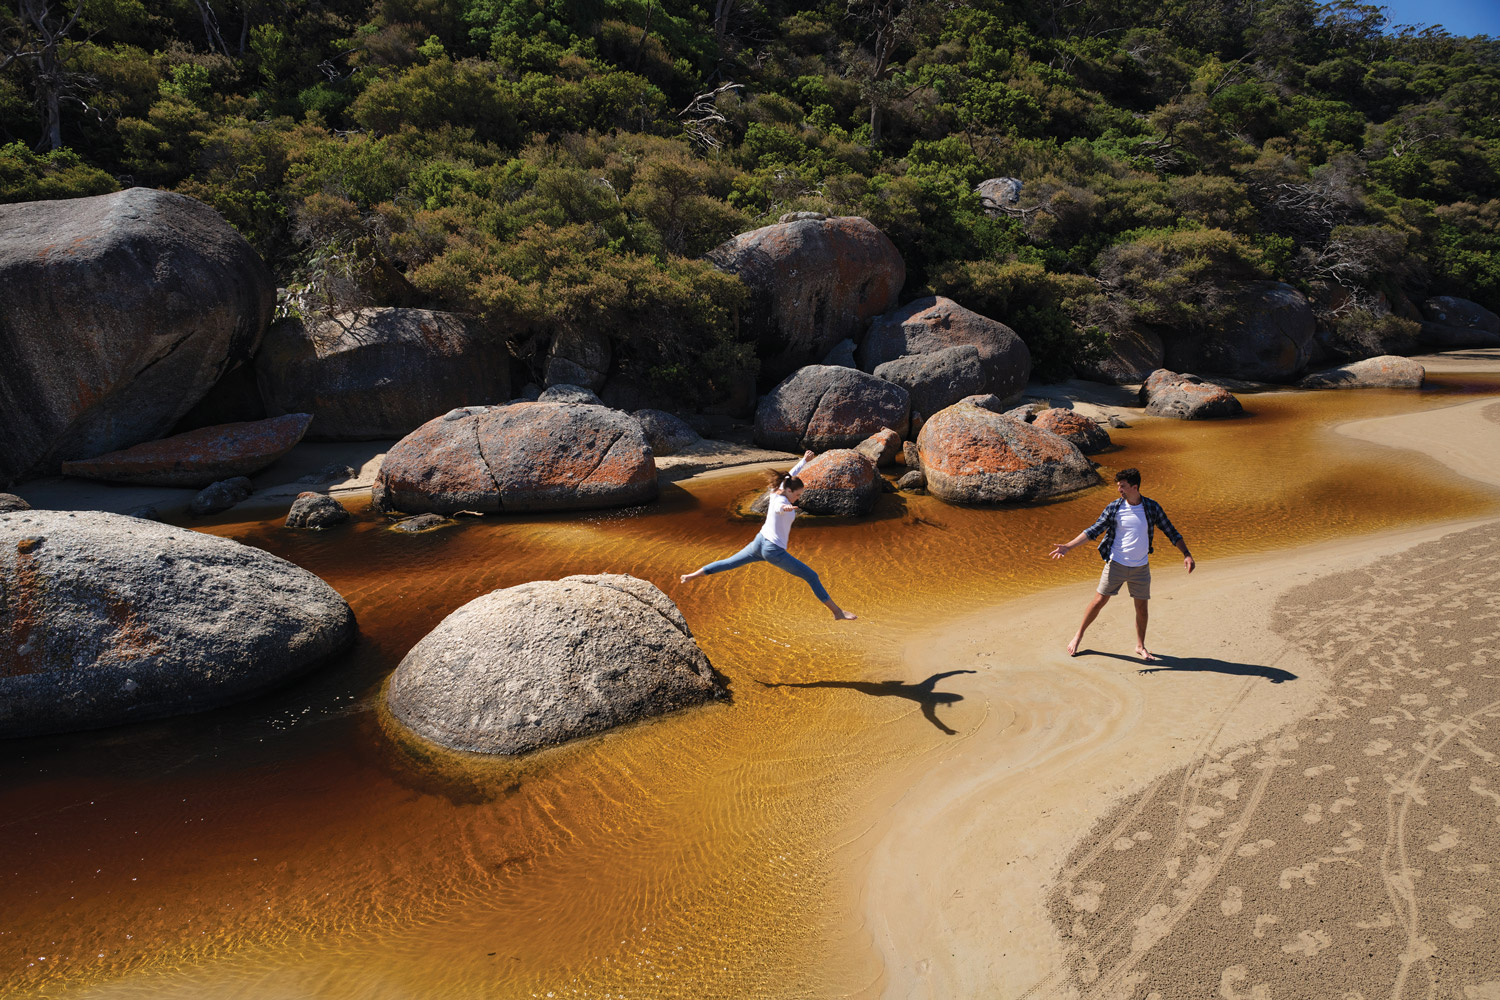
[758,456,809,548]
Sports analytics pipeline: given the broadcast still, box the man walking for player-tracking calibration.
[1049,468,1194,661]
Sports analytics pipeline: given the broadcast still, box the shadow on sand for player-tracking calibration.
[758,670,977,734]
[1079,650,1297,683]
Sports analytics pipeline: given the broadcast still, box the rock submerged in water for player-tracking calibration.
[386,574,724,755]
[917,404,1098,504]
[255,308,511,441]
[0,510,355,738]
[375,402,657,515]
[285,492,349,530]
[754,366,910,452]
[1140,370,1245,420]
[0,188,274,486]
[1299,356,1426,389]
[59,413,311,488]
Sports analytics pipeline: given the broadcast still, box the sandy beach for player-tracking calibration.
[860,381,1500,997]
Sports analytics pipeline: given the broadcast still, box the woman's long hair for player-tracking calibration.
[763,468,804,493]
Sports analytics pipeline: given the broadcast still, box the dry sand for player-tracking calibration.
[859,385,1500,999]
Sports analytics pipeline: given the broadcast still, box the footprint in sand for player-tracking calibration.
[1365,738,1393,756]
[1302,802,1324,824]
[1448,904,1486,930]
[1068,880,1104,913]
[1219,964,1273,1000]
[1252,914,1280,938]
[1281,929,1333,956]
[1236,838,1276,858]
[1426,825,1462,852]
[1220,886,1244,917]
[1304,764,1335,778]
[1464,983,1500,1000]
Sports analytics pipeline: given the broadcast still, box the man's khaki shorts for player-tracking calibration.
[1098,560,1151,599]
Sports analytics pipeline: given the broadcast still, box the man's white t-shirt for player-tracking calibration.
[759,456,809,548]
[1109,499,1150,566]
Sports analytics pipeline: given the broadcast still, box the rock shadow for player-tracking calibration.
[759,669,976,734]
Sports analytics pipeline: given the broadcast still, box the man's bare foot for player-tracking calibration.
[832,608,858,621]
[1066,636,1081,656]
[1137,646,1157,661]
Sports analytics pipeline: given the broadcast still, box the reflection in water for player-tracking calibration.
[759,671,977,735]
[3,378,1500,999]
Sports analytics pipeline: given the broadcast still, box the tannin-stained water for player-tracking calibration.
[4,378,1500,1000]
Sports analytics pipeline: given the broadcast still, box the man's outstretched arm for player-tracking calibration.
[1048,530,1093,559]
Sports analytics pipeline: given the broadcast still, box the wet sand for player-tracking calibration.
[862,386,1500,997]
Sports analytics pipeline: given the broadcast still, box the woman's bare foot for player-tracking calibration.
[1136,646,1157,661]
[1066,636,1082,656]
[822,598,857,620]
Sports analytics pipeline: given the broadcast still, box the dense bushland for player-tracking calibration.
[3,0,1496,387]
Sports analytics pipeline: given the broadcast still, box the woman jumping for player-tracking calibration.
[680,451,858,621]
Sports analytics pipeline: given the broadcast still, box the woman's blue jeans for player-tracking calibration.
[700,534,830,601]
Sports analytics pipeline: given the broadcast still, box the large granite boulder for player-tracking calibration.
[386,574,724,755]
[1163,281,1315,382]
[374,402,657,514]
[0,188,274,486]
[917,405,1097,504]
[754,365,910,452]
[1299,356,1426,389]
[1033,408,1112,453]
[0,509,355,737]
[858,296,1032,402]
[1077,326,1165,384]
[1421,296,1500,348]
[59,413,311,488]
[1141,370,1245,419]
[632,409,700,456]
[707,216,904,384]
[873,345,990,422]
[0,494,32,512]
[795,449,881,516]
[256,308,510,440]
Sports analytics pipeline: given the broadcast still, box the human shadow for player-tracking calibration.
[758,669,977,734]
[1080,650,1297,683]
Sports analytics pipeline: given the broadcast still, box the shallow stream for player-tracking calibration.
[5,376,1500,999]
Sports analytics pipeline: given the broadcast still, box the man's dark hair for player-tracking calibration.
[1115,468,1141,487]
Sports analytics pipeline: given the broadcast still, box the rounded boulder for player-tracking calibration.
[0,510,355,737]
[797,449,881,516]
[917,405,1098,504]
[375,402,657,514]
[708,216,905,384]
[873,345,990,422]
[0,188,274,485]
[1299,356,1426,389]
[60,413,311,488]
[1164,282,1315,382]
[858,296,1032,402]
[632,409,701,456]
[1141,370,1245,419]
[256,308,510,440]
[754,366,910,452]
[1032,408,1112,454]
[386,574,724,755]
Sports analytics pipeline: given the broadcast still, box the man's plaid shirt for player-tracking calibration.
[1083,497,1184,562]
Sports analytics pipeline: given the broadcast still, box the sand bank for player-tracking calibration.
[859,384,1500,998]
